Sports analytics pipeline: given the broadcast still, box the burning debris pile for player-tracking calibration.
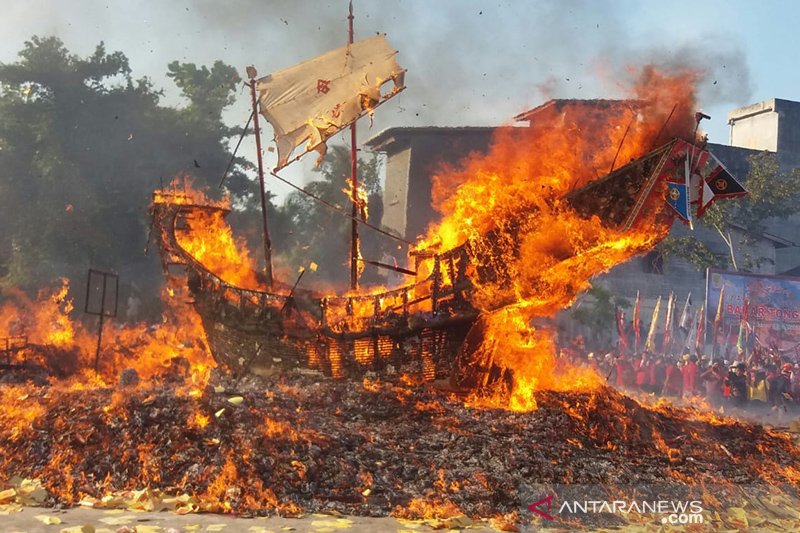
[2,371,800,522]
[1,54,790,530]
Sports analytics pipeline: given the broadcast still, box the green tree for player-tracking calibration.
[0,36,252,313]
[661,152,800,272]
[273,145,389,288]
[570,285,628,349]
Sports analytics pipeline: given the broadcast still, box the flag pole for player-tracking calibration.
[633,290,641,354]
[246,65,274,288]
[348,0,360,291]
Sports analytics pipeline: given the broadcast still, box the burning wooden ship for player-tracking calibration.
[150,20,747,387]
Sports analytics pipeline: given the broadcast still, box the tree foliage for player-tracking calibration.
[570,285,628,349]
[661,152,800,272]
[273,145,390,288]
[0,37,249,308]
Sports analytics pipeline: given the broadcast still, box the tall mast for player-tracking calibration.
[348,0,360,291]
[246,65,274,288]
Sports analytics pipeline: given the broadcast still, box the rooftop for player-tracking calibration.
[363,126,506,151]
[513,99,639,123]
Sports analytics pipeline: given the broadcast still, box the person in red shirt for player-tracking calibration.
[614,355,628,389]
[700,361,725,407]
[635,354,651,392]
[650,356,667,396]
[682,354,699,398]
[662,357,683,397]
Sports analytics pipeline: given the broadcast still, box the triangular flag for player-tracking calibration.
[696,157,747,217]
[707,166,747,198]
[698,179,717,218]
[665,182,690,221]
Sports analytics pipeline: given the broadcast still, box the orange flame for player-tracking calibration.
[417,66,700,409]
[0,279,214,387]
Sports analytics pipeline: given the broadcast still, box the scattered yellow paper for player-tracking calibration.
[16,479,48,504]
[184,525,201,531]
[214,386,225,394]
[79,496,100,508]
[59,526,95,533]
[227,396,244,405]
[442,515,474,529]
[206,525,228,532]
[0,502,22,514]
[0,488,17,503]
[215,408,226,417]
[135,525,162,533]
[311,519,352,530]
[727,507,749,528]
[34,514,63,525]
[98,515,135,525]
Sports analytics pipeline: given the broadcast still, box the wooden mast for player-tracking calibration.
[246,65,274,288]
[348,0,360,291]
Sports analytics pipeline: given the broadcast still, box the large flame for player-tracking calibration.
[417,66,701,409]
[155,179,265,292]
[0,279,214,387]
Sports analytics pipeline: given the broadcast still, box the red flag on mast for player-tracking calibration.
[695,304,705,355]
[712,286,725,358]
[616,306,629,355]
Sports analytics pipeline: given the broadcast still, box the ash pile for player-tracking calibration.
[2,369,799,524]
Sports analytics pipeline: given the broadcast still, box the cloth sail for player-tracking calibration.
[256,35,406,170]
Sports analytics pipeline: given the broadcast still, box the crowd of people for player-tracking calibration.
[562,345,800,412]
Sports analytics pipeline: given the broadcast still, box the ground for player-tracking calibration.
[1,508,500,533]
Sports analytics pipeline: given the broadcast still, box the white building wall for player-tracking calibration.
[381,147,411,239]
[729,99,779,152]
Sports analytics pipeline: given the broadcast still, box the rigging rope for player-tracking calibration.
[269,170,413,245]
[220,111,414,246]
[218,110,255,189]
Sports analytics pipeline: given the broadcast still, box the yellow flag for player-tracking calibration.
[645,296,661,352]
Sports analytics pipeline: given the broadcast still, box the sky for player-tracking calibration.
[1,0,798,198]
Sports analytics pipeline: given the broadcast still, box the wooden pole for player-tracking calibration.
[348,0,360,291]
[93,274,107,374]
[247,68,274,288]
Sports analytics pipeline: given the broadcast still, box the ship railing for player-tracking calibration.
[320,249,472,331]
[156,198,475,331]
[0,335,29,368]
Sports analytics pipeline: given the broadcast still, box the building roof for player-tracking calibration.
[513,99,639,123]
[363,126,504,152]
[728,98,800,124]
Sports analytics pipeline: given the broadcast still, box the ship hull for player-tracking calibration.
[151,139,740,384]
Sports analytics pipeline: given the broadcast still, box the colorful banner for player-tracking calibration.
[705,268,800,356]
